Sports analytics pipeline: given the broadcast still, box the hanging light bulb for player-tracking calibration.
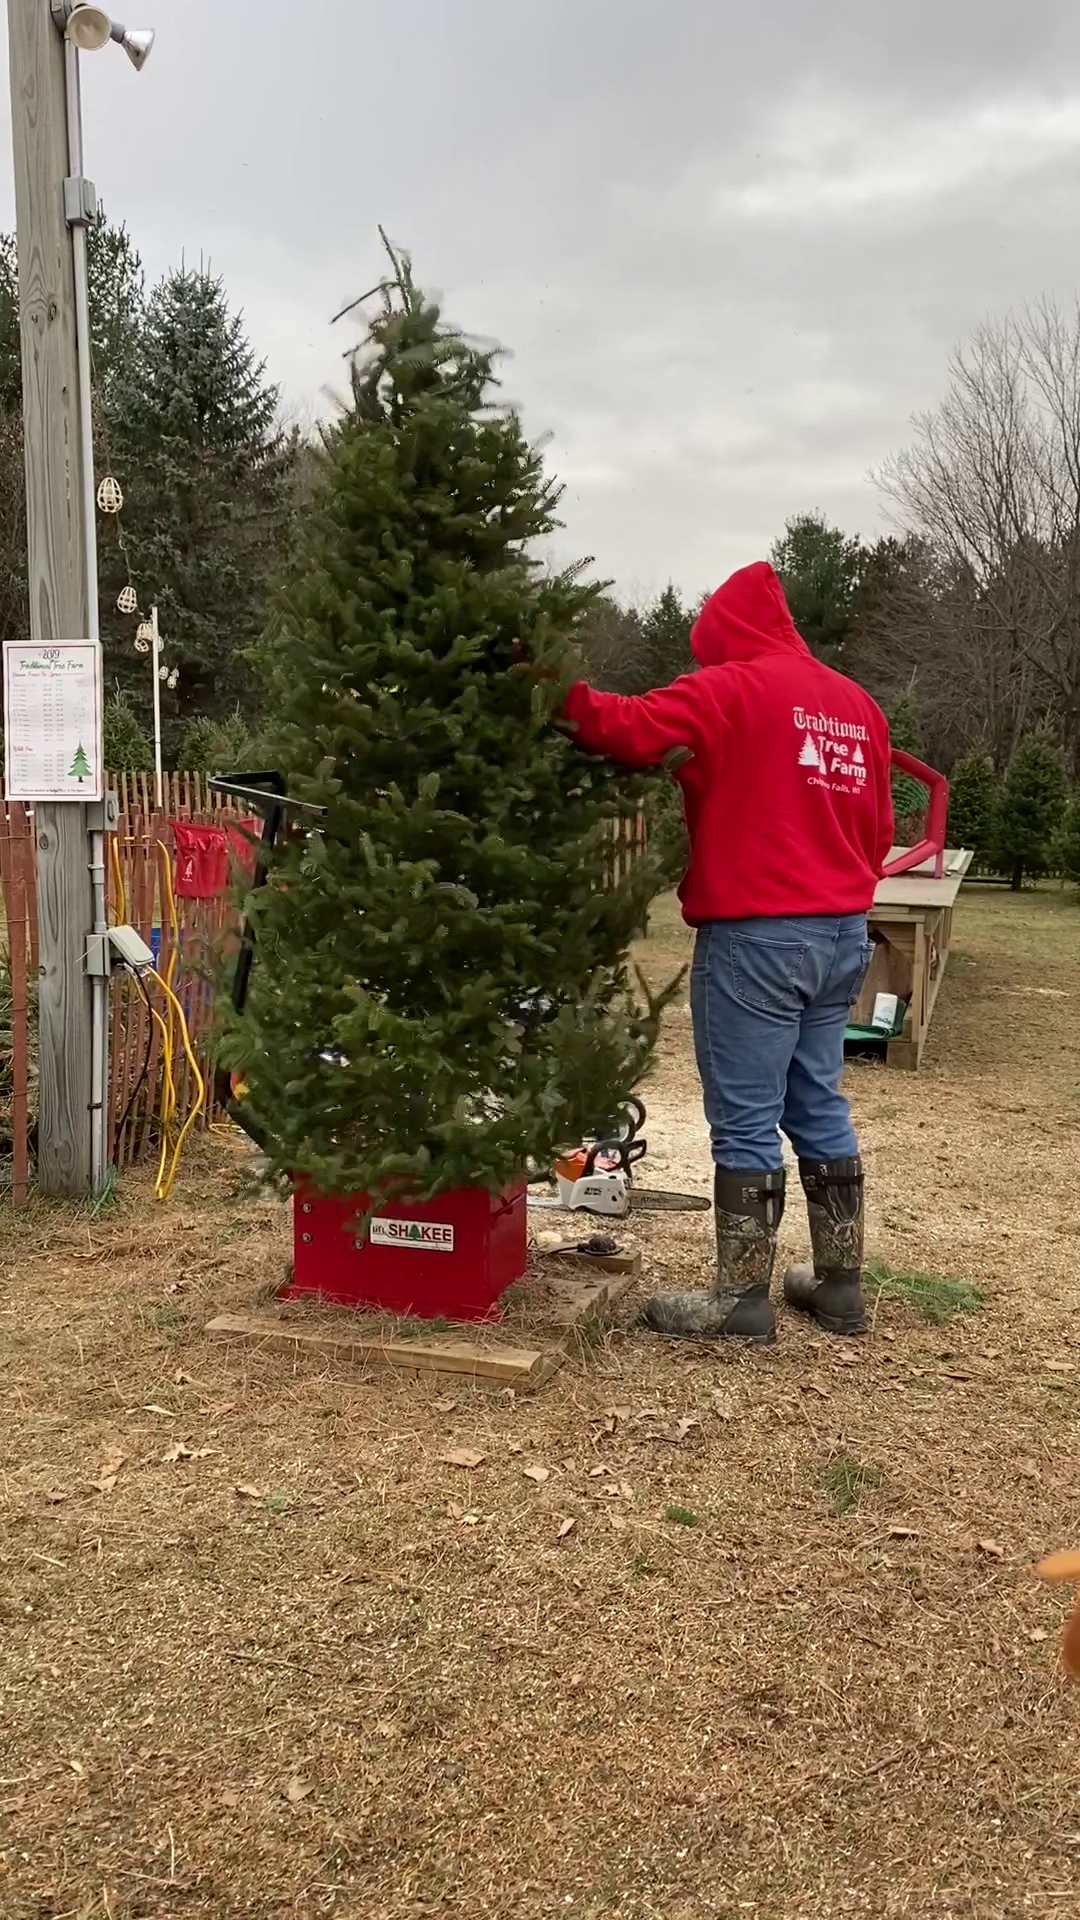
[97,474,123,514]
[134,635,150,654]
[167,668,179,690]
[135,619,153,646]
[117,584,138,615]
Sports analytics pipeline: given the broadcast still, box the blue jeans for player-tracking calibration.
[691,915,872,1172]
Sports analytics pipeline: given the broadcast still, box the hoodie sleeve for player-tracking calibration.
[561,675,708,767]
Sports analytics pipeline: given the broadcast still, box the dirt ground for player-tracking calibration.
[2,886,1079,1920]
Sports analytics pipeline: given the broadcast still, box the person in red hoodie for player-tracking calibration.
[562,561,893,1343]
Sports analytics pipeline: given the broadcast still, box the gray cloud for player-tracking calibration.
[3,0,1080,598]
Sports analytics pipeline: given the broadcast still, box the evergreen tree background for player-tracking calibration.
[638,585,694,688]
[103,690,153,771]
[100,266,295,743]
[179,708,257,774]
[1058,788,1080,887]
[770,512,866,666]
[576,584,696,696]
[226,252,673,1200]
[576,595,647,693]
[947,749,999,868]
[0,213,145,649]
[887,689,929,832]
[0,220,298,765]
[992,733,1068,889]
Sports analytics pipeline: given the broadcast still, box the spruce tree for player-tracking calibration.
[101,266,295,726]
[639,585,693,688]
[993,733,1068,890]
[0,211,143,648]
[228,253,671,1201]
[887,690,929,831]
[103,690,152,771]
[1058,788,1080,887]
[947,749,998,868]
[180,709,255,774]
[770,512,866,664]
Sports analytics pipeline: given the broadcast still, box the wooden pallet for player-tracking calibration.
[203,1249,642,1395]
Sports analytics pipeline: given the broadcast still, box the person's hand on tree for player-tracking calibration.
[510,637,584,682]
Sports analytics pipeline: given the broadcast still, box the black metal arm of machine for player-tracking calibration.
[206,770,327,1131]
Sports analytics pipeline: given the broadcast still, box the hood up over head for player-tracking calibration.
[691,561,810,669]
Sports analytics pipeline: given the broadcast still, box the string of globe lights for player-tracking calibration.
[95,470,175,808]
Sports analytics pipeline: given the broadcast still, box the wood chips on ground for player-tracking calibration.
[1,887,1079,1918]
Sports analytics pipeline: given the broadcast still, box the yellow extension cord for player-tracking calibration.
[108,833,205,1202]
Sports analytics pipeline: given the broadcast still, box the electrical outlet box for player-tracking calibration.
[87,792,119,831]
[108,924,156,972]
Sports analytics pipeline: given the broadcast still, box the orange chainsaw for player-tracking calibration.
[533,1099,710,1217]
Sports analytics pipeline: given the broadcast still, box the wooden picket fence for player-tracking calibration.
[608,807,648,883]
[0,773,250,1204]
[0,786,653,1204]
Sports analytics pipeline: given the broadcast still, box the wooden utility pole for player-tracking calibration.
[6,0,93,1193]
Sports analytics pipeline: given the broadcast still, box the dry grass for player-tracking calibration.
[2,885,1080,1918]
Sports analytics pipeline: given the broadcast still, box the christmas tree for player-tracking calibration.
[946,749,998,868]
[993,733,1068,890]
[227,248,671,1201]
[68,743,91,783]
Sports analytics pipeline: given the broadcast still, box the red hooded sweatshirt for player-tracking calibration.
[562,561,893,924]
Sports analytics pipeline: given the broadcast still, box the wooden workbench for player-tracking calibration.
[849,848,973,1070]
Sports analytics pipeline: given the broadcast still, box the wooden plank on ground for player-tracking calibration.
[204,1311,560,1390]
[204,1258,641,1393]
[534,1263,640,1331]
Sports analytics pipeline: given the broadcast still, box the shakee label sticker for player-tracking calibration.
[370,1218,455,1253]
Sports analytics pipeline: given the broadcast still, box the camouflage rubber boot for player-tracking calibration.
[783,1156,866,1336]
[641,1166,785,1343]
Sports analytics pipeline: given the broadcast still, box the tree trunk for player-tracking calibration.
[1011,862,1024,892]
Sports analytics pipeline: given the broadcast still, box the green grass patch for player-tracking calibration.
[664,1505,700,1528]
[865,1258,985,1325]
[821,1456,882,1516]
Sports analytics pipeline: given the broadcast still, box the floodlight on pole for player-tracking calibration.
[52,5,155,70]
[63,5,112,51]
[111,24,155,70]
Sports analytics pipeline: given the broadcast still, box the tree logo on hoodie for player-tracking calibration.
[798,730,826,772]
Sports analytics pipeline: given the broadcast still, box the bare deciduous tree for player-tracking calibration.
[879,301,1080,774]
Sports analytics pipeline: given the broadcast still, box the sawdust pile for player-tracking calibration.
[1,886,1079,1918]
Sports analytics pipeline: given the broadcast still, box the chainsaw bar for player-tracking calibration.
[627,1188,711,1213]
[529,1189,710,1215]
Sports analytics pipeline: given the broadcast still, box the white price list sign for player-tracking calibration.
[3,642,103,802]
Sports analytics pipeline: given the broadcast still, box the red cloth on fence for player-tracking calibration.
[226,817,260,880]
[171,820,229,899]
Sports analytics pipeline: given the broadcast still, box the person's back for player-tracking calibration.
[564,561,893,925]
[562,560,893,1349]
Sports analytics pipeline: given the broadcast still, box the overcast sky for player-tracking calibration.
[4,0,1080,602]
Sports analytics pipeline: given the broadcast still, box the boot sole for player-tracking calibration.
[638,1316,777,1346]
[787,1301,866,1337]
